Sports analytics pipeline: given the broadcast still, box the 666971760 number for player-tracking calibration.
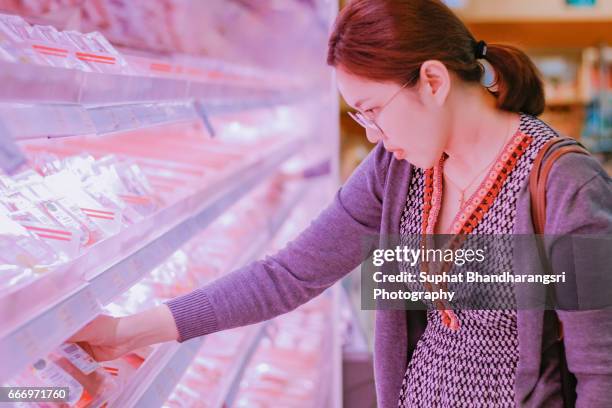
[0,387,69,402]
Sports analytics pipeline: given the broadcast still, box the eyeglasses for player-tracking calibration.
[347,82,409,133]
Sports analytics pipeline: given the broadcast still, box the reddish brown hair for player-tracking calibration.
[327,0,545,116]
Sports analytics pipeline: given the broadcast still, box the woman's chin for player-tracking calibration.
[389,149,436,169]
[408,155,437,169]
[392,150,405,161]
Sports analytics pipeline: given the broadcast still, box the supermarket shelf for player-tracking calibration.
[88,139,303,305]
[86,101,202,136]
[0,95,313,144]
[312,299,337,408]
[0,100,201,141]
[110,340,202,408]
[0,61,295,105]
[314,346,336,408]
[213,324,268,408]
[330,285,344,408]
[213,184,311,408]
[0,138,303,384]
[0,59,314,173]
[213,186,309,408]
[198,94,310,116]
[339,280,370,354]
[0,281,102,381]
[112,184,310,408]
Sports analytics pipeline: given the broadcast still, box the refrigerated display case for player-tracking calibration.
[0,1,343,407]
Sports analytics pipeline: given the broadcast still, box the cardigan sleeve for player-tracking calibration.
[166,142,390,341]
[545,152,612,408]
[302,159,331,178]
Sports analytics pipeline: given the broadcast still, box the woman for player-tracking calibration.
[72,1,612,406]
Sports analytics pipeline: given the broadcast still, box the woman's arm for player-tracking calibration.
[168,144,387,340]
[546,153,612,407]
[72,142,390,357]
[68,305,178,361]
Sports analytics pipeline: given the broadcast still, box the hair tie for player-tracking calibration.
[475,40,487,59]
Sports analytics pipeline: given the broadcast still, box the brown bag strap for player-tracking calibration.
[529,137,590,234]
[528,136,588,408]
[529,137,590,340]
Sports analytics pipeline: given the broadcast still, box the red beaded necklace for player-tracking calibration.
[418,131,533,330]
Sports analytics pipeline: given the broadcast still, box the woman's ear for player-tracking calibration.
[417,60,451,108]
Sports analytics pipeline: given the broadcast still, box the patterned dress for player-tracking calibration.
[397,114,556,407]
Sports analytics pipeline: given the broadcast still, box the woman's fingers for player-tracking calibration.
[67,323,94,343]
[77,341,131,362]
[70,305,179,362]
[76,341,96,358]
[67,314,119,344]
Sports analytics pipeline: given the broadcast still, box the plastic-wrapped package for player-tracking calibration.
[0,15,73,68]
[42,169,124,236]
[13,170,105,247]
[18,358,89,407]
[38,191,106,247]
[148,250,199,299]
[0,11,131,74]
[231,296,331,408]
[96,353,145,389]
[0,188,81,260]
[82,31,132,74]
[164,329,251,408]
[0,212,57,293]
[105,281,158,316]
[49,345,117,407]
[8,343,117,408]
[54,154,159,220]
[26,24,91,71]
[93,155,161,214]
[182,240,225,281]
[0,14,50,65]
[41,155,141,228]
[62,30,120,74]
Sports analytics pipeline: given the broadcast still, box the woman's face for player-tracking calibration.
[336,65,451,169]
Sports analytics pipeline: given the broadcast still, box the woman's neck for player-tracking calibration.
[442,87,520,185]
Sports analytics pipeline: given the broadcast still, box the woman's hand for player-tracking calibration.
[68,315,130,361]
[68,304,179,362]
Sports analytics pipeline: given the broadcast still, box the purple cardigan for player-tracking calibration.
[168,125,612,407]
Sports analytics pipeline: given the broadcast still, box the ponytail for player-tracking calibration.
[485,44,545,116]
[327,0,546,116]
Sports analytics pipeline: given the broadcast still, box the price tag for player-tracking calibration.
[57,343,98,375]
